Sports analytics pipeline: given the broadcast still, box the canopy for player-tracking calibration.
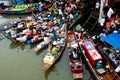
[0,22,13,31]
[103,33,120,50]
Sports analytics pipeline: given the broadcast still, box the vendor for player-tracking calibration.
[70,48,79,60]
[51,45,59,56]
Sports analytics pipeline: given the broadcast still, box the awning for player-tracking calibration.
[0,22,13,31]
[103,33,120,50]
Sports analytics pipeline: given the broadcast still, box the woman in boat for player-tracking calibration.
[50,44,59,58]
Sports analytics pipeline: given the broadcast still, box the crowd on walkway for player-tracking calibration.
[98,2,120,39]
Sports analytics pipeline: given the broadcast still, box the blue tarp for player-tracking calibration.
[103,33,120,50]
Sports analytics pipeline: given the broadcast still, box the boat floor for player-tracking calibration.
[99,70,119,80]
[73,73,83,79]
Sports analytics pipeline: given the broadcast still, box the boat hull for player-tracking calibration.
[78,39,120,80]
[43,39,66,72]
[0,3,52,14]
[67,31,83,79]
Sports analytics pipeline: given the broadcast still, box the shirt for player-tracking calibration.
[95,2,100,9]
[72,51,78,59]
[107,7,114,18]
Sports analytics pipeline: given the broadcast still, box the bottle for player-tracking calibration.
[96,60,102,69]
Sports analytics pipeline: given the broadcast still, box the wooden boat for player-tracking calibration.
[67,31,83,79]
[0,2,52,14]
[43,37,66,72]
[0,22,21,43]
[93,37,120,76]
[78,38,120,80]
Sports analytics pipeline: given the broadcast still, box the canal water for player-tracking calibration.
[0,14,94,80]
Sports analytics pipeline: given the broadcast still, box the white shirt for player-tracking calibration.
[58,9,63,15]
[44,37,50,43]
[107,7,114,18]
[69,14,74,19]
[95,2,100,9]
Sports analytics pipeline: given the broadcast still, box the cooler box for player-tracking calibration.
[44,53,54,65]
[84,41,102,67]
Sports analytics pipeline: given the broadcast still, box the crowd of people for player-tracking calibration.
[99,2,120,37]
[6,0,83,43]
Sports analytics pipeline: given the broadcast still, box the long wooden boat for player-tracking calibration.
[94,38,120,76]
[43,37,66,72]
[0,2,52,14]
[67,30,83,79]
[1,30,20,43]
[78,38,120,80]
[0,21,21,43]
[0,18,43,44]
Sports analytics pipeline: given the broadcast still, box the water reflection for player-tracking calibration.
[36,50,43,55]
[9,42,26,50]
[29,41,40,49]
[35,47,47,55]
[44,65,58,80]
[43,48,66,80]
[9,42,20,49]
